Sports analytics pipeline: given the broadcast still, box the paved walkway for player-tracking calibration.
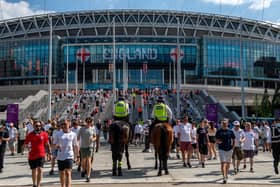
[0,142,279,186]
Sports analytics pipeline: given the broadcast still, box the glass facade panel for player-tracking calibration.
[203,37,280,80]
[0,38,59,83]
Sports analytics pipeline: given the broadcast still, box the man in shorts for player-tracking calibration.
[177,116,192,168]
[56,119,78,187]
[232,120,245,174]
[77,117,96,182]
[216,119,235,184]
[25,121,50,187]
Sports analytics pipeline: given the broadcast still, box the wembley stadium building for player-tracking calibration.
[0,10,280,89]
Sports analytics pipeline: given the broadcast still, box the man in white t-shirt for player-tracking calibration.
[49,121,62,175]
[8,123,18,156]
[177,116,192,168]
[243,122,257,173]
[56,119,78,187]
[26,121,34,135]
[44,120,52,132]
[231,121,245,174]
[173,119,181,159]
[134,122,143,146]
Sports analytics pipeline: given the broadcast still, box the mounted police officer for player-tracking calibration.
[113,97,130,123]
[150,96,173,137]
[271,118,280,174]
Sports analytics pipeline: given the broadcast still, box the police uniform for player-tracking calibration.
[150,98,172,138]
[113,100,129,123]
[271,120,280,174]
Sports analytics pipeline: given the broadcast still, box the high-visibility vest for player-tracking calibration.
[114,101,128,117]
[153,103,167,121]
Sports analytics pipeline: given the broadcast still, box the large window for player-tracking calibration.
[203,37,280,80]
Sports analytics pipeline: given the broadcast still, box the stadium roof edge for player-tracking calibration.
[0,9,279,29]
[0,9,279,41]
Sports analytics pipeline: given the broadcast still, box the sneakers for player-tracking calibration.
[81,171,85,178]
[275,167,279,175]
[86,177,90,182]
[202,163,205,168]
[233,168,240,174]
[142,149,152,153]
[49,170,54,175]
[222,178,227,184]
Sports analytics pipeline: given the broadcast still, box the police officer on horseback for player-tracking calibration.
[113,96,130,123]
[150,96,173,137]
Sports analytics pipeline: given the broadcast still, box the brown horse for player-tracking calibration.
[151,122,174,176]
[109,120,132,176]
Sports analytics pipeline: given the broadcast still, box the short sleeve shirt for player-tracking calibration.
[25,131,49,160]
[78,127,96,148]
[18,127,27,140]
[215,128,235,151]
[243,130,256,150]
[232,128,245,147]
[197,127,208,145]
[178,123,192,142]
[56,131,78,161]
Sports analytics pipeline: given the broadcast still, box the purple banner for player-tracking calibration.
[206,103,218,124]
[6,104,19,124]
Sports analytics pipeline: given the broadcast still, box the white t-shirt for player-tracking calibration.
[243,130,256,150]
[178,123,192,142]
[232,128,245,147]
[26,122,34,134]
[134,124,143,134]
[56,131,78,161]
[18,127,27,140]
[173,125,180,138]
[52,129,63,145]
[191,127,197,144]
[44,123,52,131]
[71,126,81,135]
[264,125,271,143]
[9,127,18,139]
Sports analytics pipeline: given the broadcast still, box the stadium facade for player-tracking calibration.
[0,10,279,89]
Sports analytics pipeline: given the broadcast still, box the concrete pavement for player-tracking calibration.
[0,142,279,186]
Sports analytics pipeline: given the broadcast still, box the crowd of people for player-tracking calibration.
[0,88,280,187]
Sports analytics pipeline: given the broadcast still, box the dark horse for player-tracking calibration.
[151,122,174,176]
[109,120,132,176]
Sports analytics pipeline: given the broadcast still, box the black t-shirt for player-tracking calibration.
[0,128,10,147]
[215,128,235,151]
[96,123,102,130]
[197,127,208,145]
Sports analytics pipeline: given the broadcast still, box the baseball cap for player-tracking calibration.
[233,121,240,126]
